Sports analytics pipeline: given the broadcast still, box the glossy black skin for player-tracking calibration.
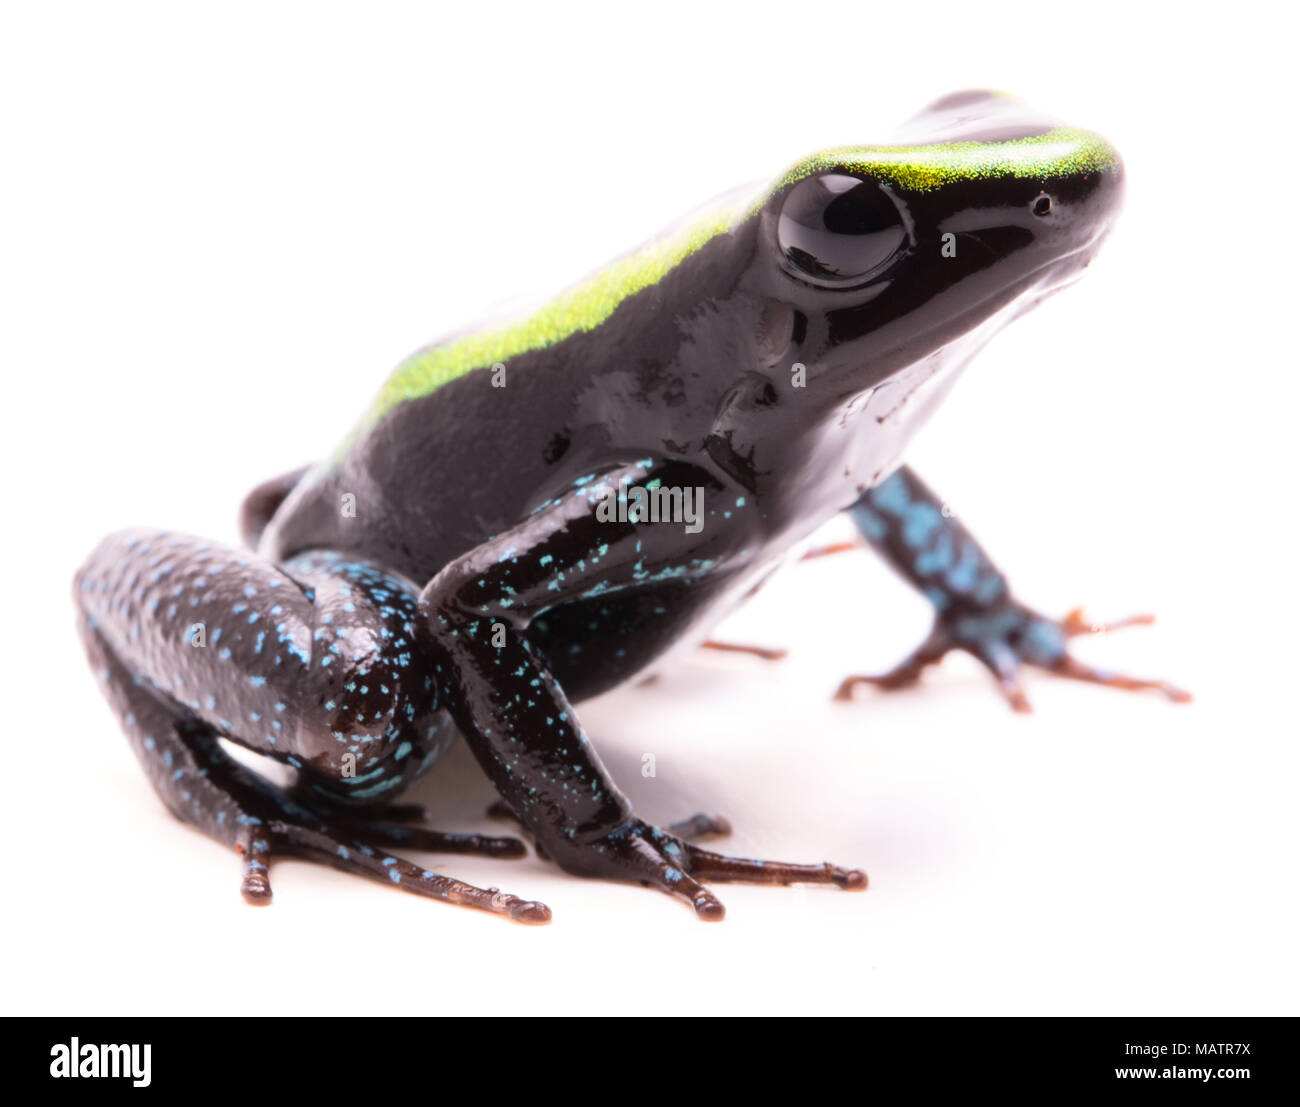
[75,93,1175,922]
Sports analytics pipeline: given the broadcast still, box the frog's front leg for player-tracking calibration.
[836,467,1191,712]
[74,531,546,921]
[419,461,865,920]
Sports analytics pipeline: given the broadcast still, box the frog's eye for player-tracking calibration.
[778,174,907,284]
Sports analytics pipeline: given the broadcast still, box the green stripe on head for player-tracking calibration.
[768,127,1121,195]
[335,117,1119,461]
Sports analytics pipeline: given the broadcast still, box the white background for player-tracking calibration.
[2,1,1295,1016]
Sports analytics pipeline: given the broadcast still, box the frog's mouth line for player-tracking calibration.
[1033,220,1118,295]
[854,226,1117,399]
[865,226,1112,423]
[954,225,1119,338]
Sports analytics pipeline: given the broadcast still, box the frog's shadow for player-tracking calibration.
[409,733,709,826]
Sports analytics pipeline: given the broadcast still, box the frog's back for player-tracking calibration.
[261,351,593,583]
[261,192,764,583]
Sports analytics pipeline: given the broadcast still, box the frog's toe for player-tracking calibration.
[837,604,1190,713]
[1012,607,1191,706]
[545,817,866,919]
[247,820,549,923]
[690,886,728,921]
[499,896,552,924]
[1061,606,1157,637]
[1044,654,1193,703]
[332,818,527,859]
[833,623,952,701]
[684,846,868,892]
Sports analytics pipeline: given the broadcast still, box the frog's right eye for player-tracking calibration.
[778,174,907,285]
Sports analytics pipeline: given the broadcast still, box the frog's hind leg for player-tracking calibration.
[74,529,549,922]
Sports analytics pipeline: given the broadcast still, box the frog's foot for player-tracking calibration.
[187,739,545,920]
[77,530,550,924]
[307,797,526,858]
[834,603,1191,713]
[85,629,543,920]
[324,817,527,859]
[243,819,548,922]
[545,818,865,921]
[182,732,541,917]
[239,815,527,904]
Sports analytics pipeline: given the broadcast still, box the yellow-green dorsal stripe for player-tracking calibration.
[348,201,742,442]
[340,126,1117,454]
[766,126,1120,196]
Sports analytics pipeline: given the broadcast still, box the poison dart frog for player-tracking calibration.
[75,91,1187,923]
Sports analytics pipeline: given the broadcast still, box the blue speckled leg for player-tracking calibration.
[74,529,547,922]
[419,459,865,919]
[838,466,1190,711]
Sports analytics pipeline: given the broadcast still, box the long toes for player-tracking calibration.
[686,845,867,891]
[1062,607,1157,637]
[692,890,727,921]
[667,813,732,841]
[274,823,549,923]
[834,670,919,700]
[1050,655,1193,703]
[660,869,726,920]
[344,820,527,858]
[511,901,552,924]
[836,629,952,701]
[487,889,553,924]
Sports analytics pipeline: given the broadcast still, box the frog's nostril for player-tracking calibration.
[1032,193,1053,217]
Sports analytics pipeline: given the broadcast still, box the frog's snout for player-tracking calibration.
[1027,129,1125,239]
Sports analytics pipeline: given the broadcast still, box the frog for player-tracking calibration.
[74,90,1188,924]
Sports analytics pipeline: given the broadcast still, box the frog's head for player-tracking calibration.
[752,90,1124,396]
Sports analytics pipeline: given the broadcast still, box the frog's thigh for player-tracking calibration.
[75,530,551,917]
[74,530,450,805]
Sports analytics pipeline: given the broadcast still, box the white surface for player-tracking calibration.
[1,1,1295,1016]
